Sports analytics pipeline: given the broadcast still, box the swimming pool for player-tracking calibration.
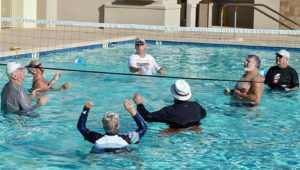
[0,42,300,169]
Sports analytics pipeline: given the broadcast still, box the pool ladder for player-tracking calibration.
[103,43,109,49]
[32,52,40,59]
[156,41,162,45]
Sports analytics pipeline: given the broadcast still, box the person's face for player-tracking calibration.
[13,68,25,83]
[244,57,257,71]
[35,67,44,75]
[34,63,44,74]
[135,42,146,53]
[276,54,288,67]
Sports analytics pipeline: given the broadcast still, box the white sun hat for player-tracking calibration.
[6,62,24,75]
[170,79,192,101]
[276,49,290,59]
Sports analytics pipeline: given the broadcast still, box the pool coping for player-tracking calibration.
[1,39,300,61]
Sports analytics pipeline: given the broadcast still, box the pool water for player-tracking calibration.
[0,42,300,169]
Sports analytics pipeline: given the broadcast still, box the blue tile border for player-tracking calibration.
[38,44,103,58]
[1,39,300,61]
[146,40,300,52]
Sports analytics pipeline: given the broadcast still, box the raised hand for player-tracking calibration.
[124,99,136,116]
[84,101,94,109]
[133,93,144,105]
[60,82,72,91]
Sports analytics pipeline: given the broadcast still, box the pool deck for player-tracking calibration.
[1,26,300,58]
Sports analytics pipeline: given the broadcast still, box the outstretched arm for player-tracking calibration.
[77,101,103,144]
[124,99,147,139]
[133,93,168,123]
[48,72,61,87]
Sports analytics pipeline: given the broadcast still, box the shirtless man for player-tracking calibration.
[224,54,264,105]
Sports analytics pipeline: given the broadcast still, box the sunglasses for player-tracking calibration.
[276,54,283,59]
[135,43,144,46]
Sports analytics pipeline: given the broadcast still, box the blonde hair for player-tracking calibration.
[102,112,120,135]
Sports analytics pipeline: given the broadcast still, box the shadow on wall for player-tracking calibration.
[98,5,105,23]
[98,0,156,23]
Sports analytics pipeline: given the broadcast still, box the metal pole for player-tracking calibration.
[220,6,224,27]
[234,6,237,28]
[234,6,237,39]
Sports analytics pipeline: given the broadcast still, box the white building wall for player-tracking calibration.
[57,0,111,23]
[254,0,280,29]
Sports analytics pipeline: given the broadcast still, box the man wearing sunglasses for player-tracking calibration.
[129,38,165,75]
[265,49,299,91]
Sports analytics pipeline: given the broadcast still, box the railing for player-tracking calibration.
[220,3,300,30]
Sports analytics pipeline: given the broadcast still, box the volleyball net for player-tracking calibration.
[1,17,300,82]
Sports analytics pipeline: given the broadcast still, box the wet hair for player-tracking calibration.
[102,112,120,135]
[248,54,260,69]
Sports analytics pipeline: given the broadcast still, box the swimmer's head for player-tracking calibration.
[27,60,43,75]
[135,37,145,45]
[244,54,260,71]
[171,79,192,101]
[102,112,120,135]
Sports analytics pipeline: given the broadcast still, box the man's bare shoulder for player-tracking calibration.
[254,74,264,82]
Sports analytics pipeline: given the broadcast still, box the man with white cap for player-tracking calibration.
[265,49,299,91]
[128,37,166,75]
[1,62,48,114]
[132,79,206,129]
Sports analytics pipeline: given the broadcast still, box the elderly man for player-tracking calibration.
[132,79,206,129]
[224,54,264,105]
[265,49,299,91]
[1,62,48,114]
[128,37,166,75]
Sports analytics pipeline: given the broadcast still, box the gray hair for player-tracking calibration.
[248,54,260,69]
[7,72,14,79]
[27,60,40,75]
[102,112,120,135]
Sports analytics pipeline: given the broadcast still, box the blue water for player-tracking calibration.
[0,42,300,169]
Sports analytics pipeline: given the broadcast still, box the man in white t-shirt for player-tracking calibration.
[129,38,165,75]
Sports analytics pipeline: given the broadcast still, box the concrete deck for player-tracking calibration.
[1,26,300,58]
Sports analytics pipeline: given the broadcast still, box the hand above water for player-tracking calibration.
[124,99,136,117]
[84,101,94,109]
[133,93,144,105]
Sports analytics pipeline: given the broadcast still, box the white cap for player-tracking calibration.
[6,62,24,75]
[135,37,146,44]
[276,49,290,59]
[170,79,192,101]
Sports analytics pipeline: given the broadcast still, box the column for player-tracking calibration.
[186,0,202,27]
[0,2,2,28]
[12,0,37,28]
[104,0,181,26]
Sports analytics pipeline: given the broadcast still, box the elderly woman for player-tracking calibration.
[27,60,71,92]
[77,100,147,153]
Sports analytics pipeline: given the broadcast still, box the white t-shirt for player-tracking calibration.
[129,54,161,75]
